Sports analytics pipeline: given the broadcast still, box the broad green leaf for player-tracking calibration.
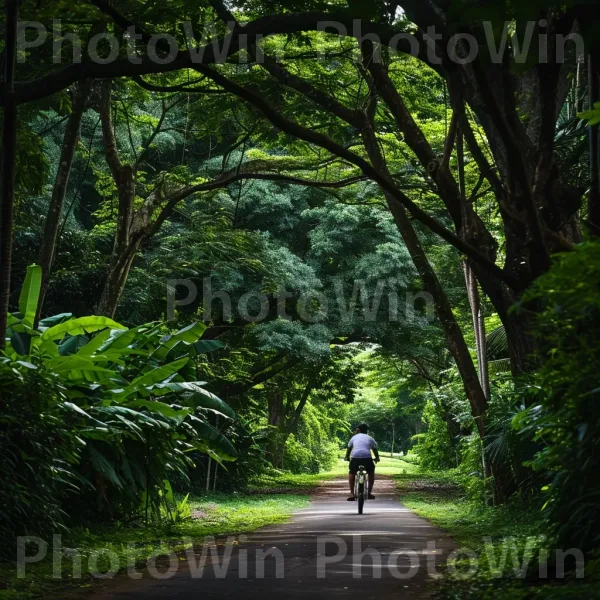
[188,415,238,460]
[18,265,42,328]
[128,399,191,422]
[47,355,97,371]
[162,480,175,505]
[89,447,123,489]
[41,316,126,342]
[153,322,207,360]
[15,360,37,370]
[38,313,73,330]
[59,335,89,356]
[127,357,190,392]
[10,331,31,356]
[98,323,157,352]
[7,313,21,328]
[190,390,236,419]
[193,340,225,354]
[77,329,113,356]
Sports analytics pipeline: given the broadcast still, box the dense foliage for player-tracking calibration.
[519,241,600,555]
[1,0,600,595]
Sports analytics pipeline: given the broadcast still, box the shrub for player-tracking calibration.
[2,265,238,534]
[412,399,458,470]
[516,240,600,555]
[0,364,82,554]
[283,434,320,474]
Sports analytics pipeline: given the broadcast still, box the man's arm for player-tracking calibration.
[372,438,380,462]
[345,437,353,461]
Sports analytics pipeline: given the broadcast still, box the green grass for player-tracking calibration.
[390,463,600,599]
[4,456,598,600]
[0,493,309,600]
[248,453,413,491]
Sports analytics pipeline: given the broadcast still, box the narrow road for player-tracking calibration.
[90,478,455,599]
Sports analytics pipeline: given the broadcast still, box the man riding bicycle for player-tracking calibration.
[345,423,380,501]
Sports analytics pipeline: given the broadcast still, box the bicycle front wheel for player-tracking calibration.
[357,482,365,514]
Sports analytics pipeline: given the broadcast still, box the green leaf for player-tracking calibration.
[41,316,126,342]
[578,102,600,126]
[145,382,235,418]
[15,360,37,370]
[188,415,238,460]
[128,399,191,422]
[10,331,31,356]
[38,313,73,329]
[153,322,208,360]
[128,357,190,391]
[190,389,236,419]
[77,329,113,356]
[59,335,89,356]
[193,340,225,354]
[7,313,21,328]
[162,480,175,505]
[18,265,42,328]
[98,323,157,352]
[89,446,124,489]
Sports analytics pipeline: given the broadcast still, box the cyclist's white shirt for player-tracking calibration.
[348,433,377,458]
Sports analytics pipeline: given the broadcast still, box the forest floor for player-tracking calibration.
[1,456,597,599]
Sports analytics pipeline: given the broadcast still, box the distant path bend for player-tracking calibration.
[90,477,455,599]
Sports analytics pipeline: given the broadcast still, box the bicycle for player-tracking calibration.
[354,465,368,514]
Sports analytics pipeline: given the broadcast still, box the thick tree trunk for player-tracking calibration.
[96,243,139,318]
[37,80,93,321]
[0,0,19,348]
[96,80,136,318]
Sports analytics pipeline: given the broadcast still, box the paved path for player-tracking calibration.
[89,478,455,599]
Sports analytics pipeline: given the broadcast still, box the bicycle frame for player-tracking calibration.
[354,465,368,514]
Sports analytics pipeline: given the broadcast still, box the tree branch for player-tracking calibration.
[192,64,518,288]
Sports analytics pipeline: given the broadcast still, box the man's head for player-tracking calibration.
[356,423,369,434]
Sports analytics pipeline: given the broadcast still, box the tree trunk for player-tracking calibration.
[96,80,136,318]
[36,80,93,321]
[457,130,491,400]
[267,387,285,467]
[96,241,139,318]
[0,0,19,348]
[463,263,491,400]
[285,378,316,439]
[206,456,212,492]
[588,51,600,234]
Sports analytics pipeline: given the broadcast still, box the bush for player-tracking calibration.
[0,364,82,555]
[283,434,320,474]
[2,265,238,535]
[412,399,459,470]
[516,240,600,555]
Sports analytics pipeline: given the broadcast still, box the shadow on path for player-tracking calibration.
[87,476,455,599]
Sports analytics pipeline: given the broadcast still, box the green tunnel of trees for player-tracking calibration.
[1,0,600,581]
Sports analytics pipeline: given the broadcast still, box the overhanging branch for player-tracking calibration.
[192,64,519,289]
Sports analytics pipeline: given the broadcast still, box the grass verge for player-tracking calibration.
[0,493,309,600]
[392,463,600,599]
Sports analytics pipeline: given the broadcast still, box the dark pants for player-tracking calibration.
[349,457,375,475]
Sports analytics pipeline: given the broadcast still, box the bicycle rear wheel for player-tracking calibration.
[357,483,365,514]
